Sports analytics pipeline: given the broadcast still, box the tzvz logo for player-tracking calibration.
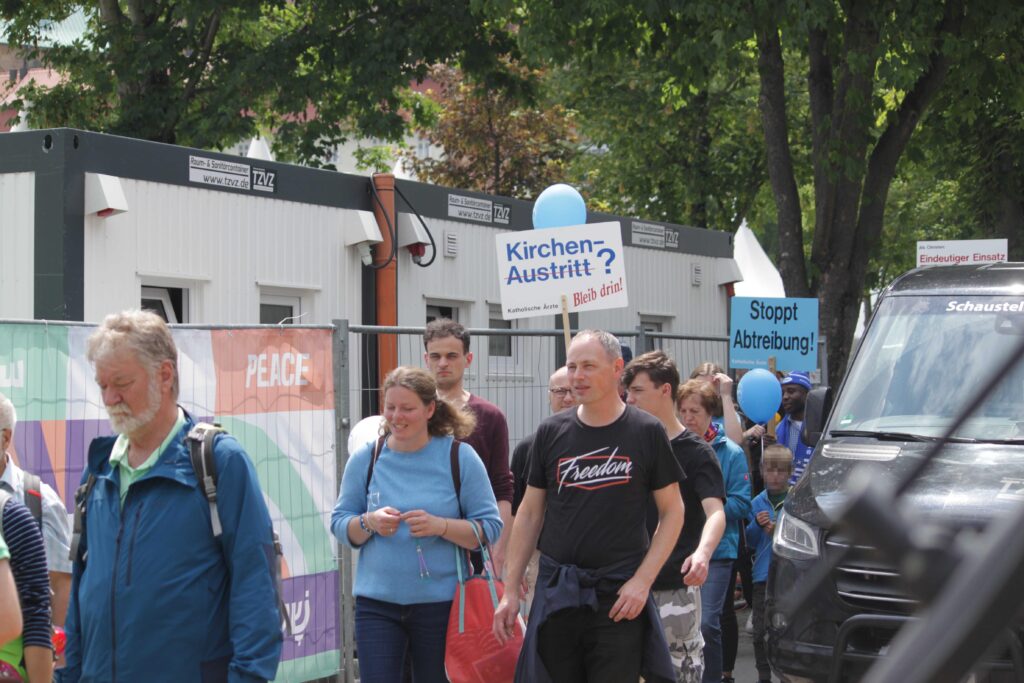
[492,203,510,224]
[557,447,633,492]
[252,167,276,193]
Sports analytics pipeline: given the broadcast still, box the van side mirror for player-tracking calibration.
[802,386,833,447]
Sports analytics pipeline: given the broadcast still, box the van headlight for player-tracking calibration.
[773,510,820,559]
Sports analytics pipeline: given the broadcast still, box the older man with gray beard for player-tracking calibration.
[62,310,282,683]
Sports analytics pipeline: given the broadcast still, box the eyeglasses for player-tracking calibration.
[548,387,573,396]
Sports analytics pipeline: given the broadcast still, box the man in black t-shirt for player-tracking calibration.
[495,330,683,683]
[510,366,576,515]
[510,366,576,611]
[623,351,726,682]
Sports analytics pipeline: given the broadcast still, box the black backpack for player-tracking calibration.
[69,422,291,633]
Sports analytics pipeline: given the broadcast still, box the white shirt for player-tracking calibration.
[0,452,74,573]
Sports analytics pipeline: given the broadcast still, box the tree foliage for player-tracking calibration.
[2,0,517,164]
[486,0,1024,384]
[400,64,578,198]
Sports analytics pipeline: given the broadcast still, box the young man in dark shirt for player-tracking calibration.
[424,319,514,572]
[495,330,683,683]
[623,351,726,683]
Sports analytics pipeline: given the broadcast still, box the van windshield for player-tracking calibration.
[828,295,1024,441]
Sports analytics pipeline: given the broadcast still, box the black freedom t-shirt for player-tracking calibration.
[527,405,682,570]
[647,429,726,591]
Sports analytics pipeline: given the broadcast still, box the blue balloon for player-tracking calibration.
[532,184,587,229]
[737,369,783,424]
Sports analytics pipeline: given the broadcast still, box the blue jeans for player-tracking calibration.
[700,559,734,683]
[355,596,451,683]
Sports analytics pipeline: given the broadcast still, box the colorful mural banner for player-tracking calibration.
[0,323,340,683]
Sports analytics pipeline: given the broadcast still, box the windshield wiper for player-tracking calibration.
[829,430,978,444]
[971,438,1024,445]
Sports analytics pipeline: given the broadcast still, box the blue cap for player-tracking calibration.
[781,371,812,390]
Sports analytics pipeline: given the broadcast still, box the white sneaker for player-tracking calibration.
[745,612,754,634]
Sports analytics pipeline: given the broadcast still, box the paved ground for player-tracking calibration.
[730,604,762,682]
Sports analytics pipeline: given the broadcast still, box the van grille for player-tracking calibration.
[825,534,918,615]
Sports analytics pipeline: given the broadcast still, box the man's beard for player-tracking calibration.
[107,373,163,437]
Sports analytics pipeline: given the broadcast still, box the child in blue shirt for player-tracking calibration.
[745,444,794,683]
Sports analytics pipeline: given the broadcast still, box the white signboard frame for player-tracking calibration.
[494,221,628,320]
[917,239,1008,267]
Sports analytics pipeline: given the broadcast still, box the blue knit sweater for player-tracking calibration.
[332,436,503,604]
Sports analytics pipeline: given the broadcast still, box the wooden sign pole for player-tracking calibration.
[561,295,572,354]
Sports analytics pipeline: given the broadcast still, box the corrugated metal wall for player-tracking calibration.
[0,172,35,319]
[578,249,731,336]
[82,177,366,324]
[393,211,733,336]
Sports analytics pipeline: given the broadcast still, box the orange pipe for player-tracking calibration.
[372,174,399,404]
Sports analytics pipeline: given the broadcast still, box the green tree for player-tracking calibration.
[496,0,1024,384]
[2,1,516,165]
[494,2,771,232]
[400,64,578,198]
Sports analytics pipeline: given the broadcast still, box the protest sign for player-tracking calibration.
[730,297,819,371]
[494,221,628,320]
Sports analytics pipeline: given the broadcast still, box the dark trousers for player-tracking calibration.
[752,582,770,680]
[720,565,739,673]
[355,596,451,683]
[537,599,645,683]
[721,546,753,673]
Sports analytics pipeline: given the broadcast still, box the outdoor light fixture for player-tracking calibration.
[344,209,384,266]
[84,173,129,218]
[397,213,432,265]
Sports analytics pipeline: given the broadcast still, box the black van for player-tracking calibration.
[766,263,1024,682]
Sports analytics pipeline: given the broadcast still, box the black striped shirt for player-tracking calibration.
[1,498,52,649]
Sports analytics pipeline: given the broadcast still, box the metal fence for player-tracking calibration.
[332,322,729,681]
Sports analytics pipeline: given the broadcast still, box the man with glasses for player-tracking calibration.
[511,367,576,516]
[509,367,576,607]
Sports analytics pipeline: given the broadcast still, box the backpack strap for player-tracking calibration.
[184,422,292,634]
[21,471,43,533]
[450,438,462,516]
[365,434,388,494]
[68,473,97,564]
[186,422,226,538]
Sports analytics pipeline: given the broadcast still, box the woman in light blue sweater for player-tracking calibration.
[332,366,502,683]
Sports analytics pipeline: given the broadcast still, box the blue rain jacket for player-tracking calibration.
[62,416,282,682]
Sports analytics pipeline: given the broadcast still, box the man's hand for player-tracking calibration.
[368,506,402,536]
[744,424,766,441]
[608,575,650,622]
[681,548,711,586]
[493,592,521,644]
[756,511,775,534]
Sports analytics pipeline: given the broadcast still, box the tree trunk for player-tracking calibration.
[755,21,810,298]
[996,150,1024,261]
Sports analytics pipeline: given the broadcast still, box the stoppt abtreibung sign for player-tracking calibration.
[730,297,819,371]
